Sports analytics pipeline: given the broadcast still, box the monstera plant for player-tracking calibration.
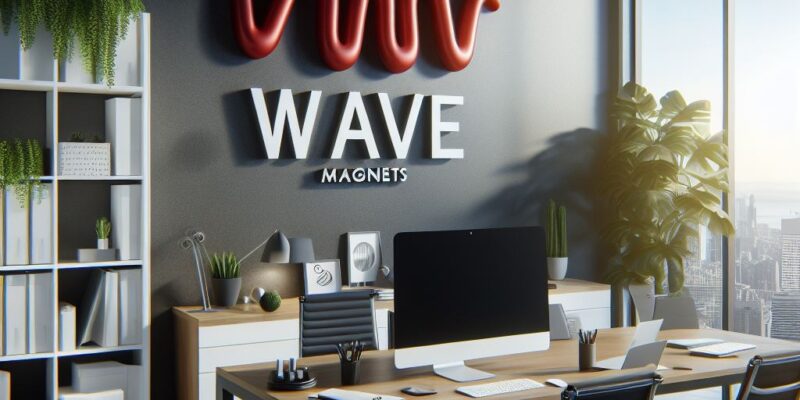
[600,82,734,295]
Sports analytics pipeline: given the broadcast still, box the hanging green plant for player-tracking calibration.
[0,0,144,85]
[0,138,44,206]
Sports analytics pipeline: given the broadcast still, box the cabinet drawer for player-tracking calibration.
[550,290,610,311]
[198,339,299,373]
[565,308,611,330]
[375,308,389,328]
[199,319,298,348]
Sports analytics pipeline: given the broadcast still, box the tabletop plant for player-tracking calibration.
[545,199,568,259]
[0,138,44,206]
[600,82,734,295]
[209,252,241,280]
[0,0,145,86]
[95,216,111,249]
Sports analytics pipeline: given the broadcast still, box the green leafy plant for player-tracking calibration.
[600,82,734,295]
[545,200,568,258]
[0,138,44,206]
[0,0,145,86]
[209,252,241,280]
[95,216,111,239]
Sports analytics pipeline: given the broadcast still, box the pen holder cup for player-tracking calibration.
[341,360,360,386]
[579,342,596,371]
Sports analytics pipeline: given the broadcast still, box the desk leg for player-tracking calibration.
[722,384,733,400]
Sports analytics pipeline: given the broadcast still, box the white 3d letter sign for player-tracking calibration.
[250,89,464,160]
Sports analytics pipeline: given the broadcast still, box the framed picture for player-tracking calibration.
[347,231,382,286]
[303,259,342,295]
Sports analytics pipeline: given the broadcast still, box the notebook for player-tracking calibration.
[594,319,665,370]
[312,389,403,400]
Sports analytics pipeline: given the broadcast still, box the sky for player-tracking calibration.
[640,0,800,227]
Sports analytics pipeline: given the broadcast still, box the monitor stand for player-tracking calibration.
[433,361,495,382]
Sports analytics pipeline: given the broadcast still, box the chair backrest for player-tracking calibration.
[652,296,699,330]
[561,366,662,400]
[736,350,800,400]
[299,290,377,357]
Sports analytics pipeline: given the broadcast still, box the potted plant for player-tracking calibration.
[599,82,734,317]
[545,199,568,280]
[96,217,111,249]
[210,252,242,308]
[0,138,44,206]
[0,0,144,85]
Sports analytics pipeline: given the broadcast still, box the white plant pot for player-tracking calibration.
[58,142,111,176]
[97,238,109,250]
[628,279,656,322]
[547,257,568,281]
[0,22,54,81]
[59,18,140,86]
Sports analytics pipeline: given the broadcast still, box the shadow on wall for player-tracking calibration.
[475,128,607,277]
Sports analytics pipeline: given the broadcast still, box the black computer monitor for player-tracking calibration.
[393,227,550,382]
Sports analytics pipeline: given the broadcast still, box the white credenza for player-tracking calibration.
[173,279,609,400]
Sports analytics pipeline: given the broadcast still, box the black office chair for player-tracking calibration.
[299,290,378,357]
[736,350,800,400]
[561,366,662,400]
[652,296,699,330]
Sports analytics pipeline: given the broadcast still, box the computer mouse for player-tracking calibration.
[546,378,568,388]
[401,387,437,396]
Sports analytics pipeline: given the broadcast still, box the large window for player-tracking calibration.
[733,0,800,340]
[641,0,725,329]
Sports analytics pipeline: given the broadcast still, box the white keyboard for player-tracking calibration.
[690,342,756,357]
[456,379,544,398]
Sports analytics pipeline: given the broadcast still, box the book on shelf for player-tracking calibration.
[0,369,8,400]
[30,183,53,264]
[72,361,142,400]
[27,272,53,353]
[110,185,141,261]
[106,98,142,176]
[118,269,141,345]
[59,302,77,352]
[4,188,29,265]
[3,274,27,355]
[78,269,119,348]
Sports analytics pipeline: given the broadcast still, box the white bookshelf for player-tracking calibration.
[0,13,151,399]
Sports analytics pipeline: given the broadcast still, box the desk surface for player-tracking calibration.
[175,279,608,328]
[217,328,800,400]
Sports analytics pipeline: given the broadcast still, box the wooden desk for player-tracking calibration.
[215,328,800,400]
[175,279,610,400]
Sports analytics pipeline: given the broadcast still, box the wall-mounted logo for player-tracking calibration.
[250,88,465,184]
[233,0,501,72]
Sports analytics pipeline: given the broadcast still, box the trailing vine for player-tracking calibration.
[0,0,145,85]
[0,139,44,206]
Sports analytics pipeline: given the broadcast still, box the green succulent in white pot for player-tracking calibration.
[545,199,568,280]
[599,82,734,307]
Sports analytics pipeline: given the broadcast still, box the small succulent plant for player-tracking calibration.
[95,217,111,239]
[209,252,241,279]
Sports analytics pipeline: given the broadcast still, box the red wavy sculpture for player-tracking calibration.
[232,0,500,72]
[375,0,419,73]
[318,0,370,71]
[430,0,501,71]
[232,0,295,59]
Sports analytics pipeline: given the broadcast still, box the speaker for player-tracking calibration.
[346,232,382,286]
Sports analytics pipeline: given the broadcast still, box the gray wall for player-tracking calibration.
[145,1,616,398]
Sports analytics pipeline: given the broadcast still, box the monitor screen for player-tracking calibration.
[393,227,550,349]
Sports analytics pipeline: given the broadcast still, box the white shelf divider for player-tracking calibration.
[0,14,150,400]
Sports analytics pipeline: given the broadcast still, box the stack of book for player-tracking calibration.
[1,273,53,355]
[78,269,142,348]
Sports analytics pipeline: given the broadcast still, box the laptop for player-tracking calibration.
[594,319,666,370]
